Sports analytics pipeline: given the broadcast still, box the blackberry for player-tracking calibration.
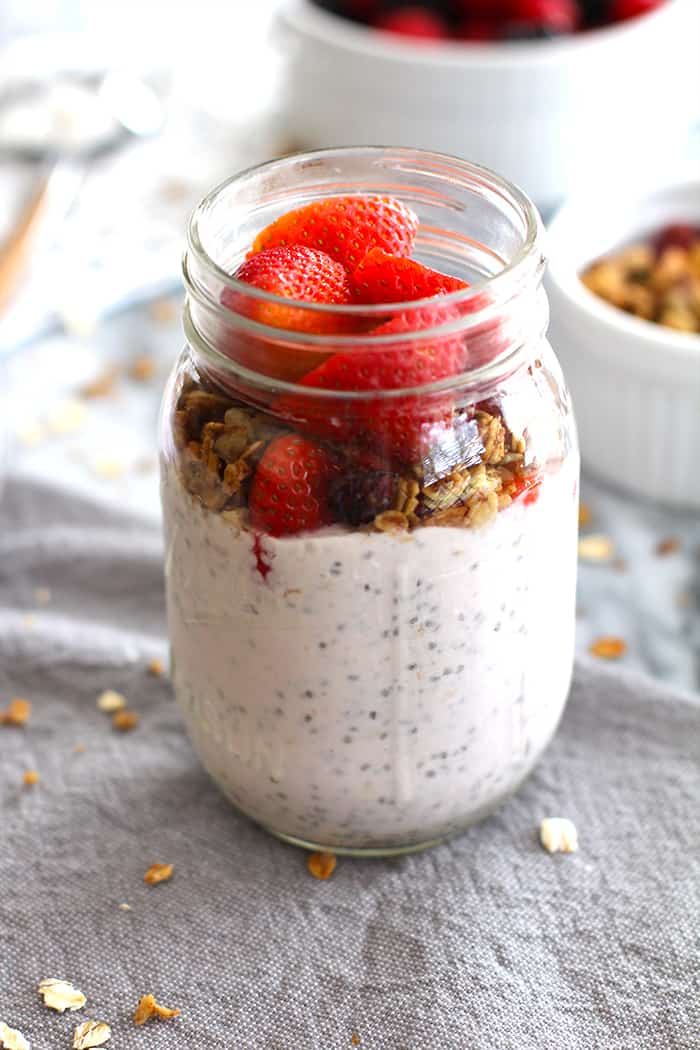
[329,471,400,527]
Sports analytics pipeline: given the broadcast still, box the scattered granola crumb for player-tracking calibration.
[589,636,627,660]
[80,368,118,400]
[306,852,337,880]
[656,537,682,557]
[0,1021,31,1050]
[540,817,579,854]
[74,742,85,754]
[611,558,627,573]
[21,615,36,630]
[119,902,132,911]
[577,534,614,562]
[16,422,45,448]
[676,591,693,609]
[22,770,40,787]
[92,457,125,480]
[38,978,87,1012]
[578,502,592,528]
[143,863,173,885]
[34,587,51,606]
[148,298,178,324]
[128,355,157,383]
[73,1021,111,1049]
[133,993,180,1025]
[97,690,126,713]
[0,699,31,727]
[112,709,139,732]
[374,510,409,534]
[147,657,165,677]
[351,1034,361,1046]
[46,400,87,436]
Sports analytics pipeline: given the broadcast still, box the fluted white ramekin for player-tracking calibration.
[546,177,700,509]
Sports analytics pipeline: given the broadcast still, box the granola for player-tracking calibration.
[306,852,337,880]
[143,862,173,885]
[133,994,180,1025]
[170,372,544,534]
[582,224,700,334]
[0,699,31,727]
[112,710,139,732]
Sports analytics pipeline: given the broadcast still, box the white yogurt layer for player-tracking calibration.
[162,459,578,850]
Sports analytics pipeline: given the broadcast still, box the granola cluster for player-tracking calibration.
[581,224,700,334]
[170,373,539,534]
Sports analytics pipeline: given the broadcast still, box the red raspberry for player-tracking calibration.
[454,18,502,40]
[249,434,338,537]
[251,195,419,273]
[372,6,450,40]
[502,0,579,31]
[608,0,664,21]
[351,248,469,304]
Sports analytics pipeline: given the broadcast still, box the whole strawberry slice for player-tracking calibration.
[250,195,419,272]
[249,433,337,537]
[351,248,469,304]
[279,305,466,462]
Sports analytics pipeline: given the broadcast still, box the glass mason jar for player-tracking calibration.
[160,147,579,856]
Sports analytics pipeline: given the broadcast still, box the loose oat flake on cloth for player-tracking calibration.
[0,477,699,1050]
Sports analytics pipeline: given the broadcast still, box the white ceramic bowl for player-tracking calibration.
[546,177,700,509]
[278,0,699,215]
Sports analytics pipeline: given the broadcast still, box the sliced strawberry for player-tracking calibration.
[277,305,466,463]
[249,433,337,537]
[250,196,419,272]
[227,245,352,333]
[351,248,469,305]
[220,245,355,383]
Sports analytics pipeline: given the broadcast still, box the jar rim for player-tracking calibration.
[185,146,544,333]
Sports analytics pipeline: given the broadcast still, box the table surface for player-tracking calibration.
[7,299,700,693]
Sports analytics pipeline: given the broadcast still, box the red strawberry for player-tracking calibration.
[279,305,466,462]
[608,0,664,21]
[351,248,469,304]
[249,433,337,537]
[372,7,450,39]
[227,245,352,333]
[250,195,419,272]
[220,245,354,383]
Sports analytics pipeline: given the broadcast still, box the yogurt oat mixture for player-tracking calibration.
[163,453,576,850]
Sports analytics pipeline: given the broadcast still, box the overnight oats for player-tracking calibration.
[160,148,579,854]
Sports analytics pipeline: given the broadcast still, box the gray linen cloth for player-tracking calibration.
[1,475,698,1050]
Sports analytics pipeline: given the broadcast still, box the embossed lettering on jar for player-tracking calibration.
[159,148,579,855]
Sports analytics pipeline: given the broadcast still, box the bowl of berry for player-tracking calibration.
[546,175,700,508]
[278,0,698,214]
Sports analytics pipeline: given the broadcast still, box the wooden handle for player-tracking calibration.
[0,175,51,316]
